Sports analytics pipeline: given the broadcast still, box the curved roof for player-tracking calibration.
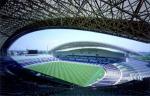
[51,41,139,55]
[0,0,150,54]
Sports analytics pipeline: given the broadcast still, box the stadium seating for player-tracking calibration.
[56,55,124,64]
[9,55,123,86]
[92,64,121,86]
[112,58,150,84]
[3,55,150,86]
[13,56,59,66]
[1,55,150,95]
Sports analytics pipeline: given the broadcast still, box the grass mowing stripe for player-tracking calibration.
[49,63,53,75]
[73,64,86,86]
[45,63,49,74]
[54,62,56,77]
[63,63,74,83]
[61,62,65,79]
[47,63,51,76]
[66,62,78,84]
[58,62,61,79]
[58,62,61,78]
[60,62,65,80]
[62,62,71,83]
[72,63,83,85]
[69,63,81,85]
[51,63,55,77]
[54,62,58,77]
[59,62,65,81]
[58,62,72,83]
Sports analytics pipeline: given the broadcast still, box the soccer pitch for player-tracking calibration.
[26,61,105,87]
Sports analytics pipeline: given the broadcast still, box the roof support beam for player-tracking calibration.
[131,0,144,20]
[100,0,145,22]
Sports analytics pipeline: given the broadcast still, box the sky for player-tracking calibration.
[9,29,150,52]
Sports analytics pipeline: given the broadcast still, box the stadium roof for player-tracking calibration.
[0,0,150,54]
[51,41,139,55]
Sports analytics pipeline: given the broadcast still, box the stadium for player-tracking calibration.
[8,41,148,87]
[1,39,149,95]
[0,0,150,96]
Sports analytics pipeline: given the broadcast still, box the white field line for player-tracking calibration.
[24,59,103,68]
[112,64,123,85]
[58,60,102,67]
[86,67,106,87]
[24,60,60,68]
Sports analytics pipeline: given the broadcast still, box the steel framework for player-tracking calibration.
[0,0,150,51]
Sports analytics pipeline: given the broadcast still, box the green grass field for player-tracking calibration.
[26,61,105,87]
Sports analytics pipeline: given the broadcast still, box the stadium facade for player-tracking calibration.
[51,41,129,64]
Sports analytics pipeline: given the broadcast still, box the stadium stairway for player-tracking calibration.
[92,64,121,86]
[126,58,150,79]
[112,63,138,84]
[113,58,150,84]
